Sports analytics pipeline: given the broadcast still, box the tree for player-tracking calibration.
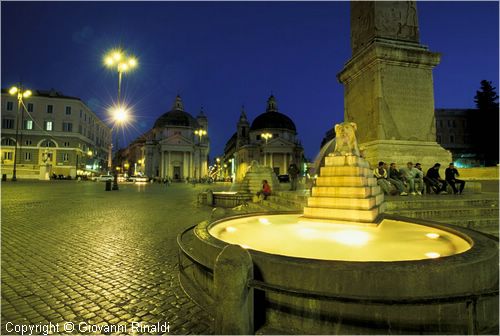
[472,80,499,166]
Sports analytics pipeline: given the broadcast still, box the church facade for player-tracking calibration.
[130,95,209,180]
[223,95,304,182]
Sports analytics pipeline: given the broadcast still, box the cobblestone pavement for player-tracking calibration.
[1,181,229,335]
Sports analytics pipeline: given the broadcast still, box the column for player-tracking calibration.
[161,151,165,178]
[190,151,194,179]
[167,151,171,178]
[284,153,288,172]
[270,153,274,169]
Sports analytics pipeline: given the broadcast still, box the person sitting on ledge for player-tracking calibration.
[388,162,408,196]
[445,163,466,195]
[400,162,424,196]
[425,163,448,194]
[373,161,392,195]
[256,179,272,200]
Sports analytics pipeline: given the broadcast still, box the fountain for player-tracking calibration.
[178,122,498,334]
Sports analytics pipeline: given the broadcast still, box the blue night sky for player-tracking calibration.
[1,1,498,160]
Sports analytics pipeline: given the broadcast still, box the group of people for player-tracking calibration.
[373,161,466,196]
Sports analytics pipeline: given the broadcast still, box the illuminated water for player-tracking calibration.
[209,214,471,261]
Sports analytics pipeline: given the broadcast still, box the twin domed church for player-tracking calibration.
[122,95,303,182]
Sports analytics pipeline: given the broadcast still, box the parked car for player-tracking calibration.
[97,175,113,182]
[278,174,290,183]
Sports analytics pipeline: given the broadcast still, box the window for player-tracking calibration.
[27,103,34,112]
[25,139,32,145]
[24,120,33,130]
[62,153,69,161]
[437,135,442,143]
[452,120,456,128]
[447,120,452,127]
[62,122,73,132]
[63,141,70,147]
[42,140,56,147]
[79,125,82,134]
[6,102,13,111]
[3,152,13,160]
[45,121,53,131]
[2,118,14,129]
[47,105,53,113]
[450,135,455,143]
[438,120,443,128]
[1,138,15,146]
[256,135,261,140]
[65,106,72,115]
[24,152,32,161]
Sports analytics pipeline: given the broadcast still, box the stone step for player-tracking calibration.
[387,207,498,219]
[312,186,382,198]
[316,176,378,187]
[385,198,498,211]
[265,197,304,211]
[307,194,384,210]
[303,204,385,222]
[320,166,372,177]
[324,155,370,167]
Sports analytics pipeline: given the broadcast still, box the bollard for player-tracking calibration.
[1,174,6,182]
[207,190,214,206]
[105,180,111,191]
[214,244,254,335]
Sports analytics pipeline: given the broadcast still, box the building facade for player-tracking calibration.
[435,108,477,166]
[223,95,304,182]
[134,95,209,180]
[1,88,111,179]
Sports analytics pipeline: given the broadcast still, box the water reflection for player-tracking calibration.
[209,214,471,261]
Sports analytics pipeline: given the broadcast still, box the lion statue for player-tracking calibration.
[332,122,360,157]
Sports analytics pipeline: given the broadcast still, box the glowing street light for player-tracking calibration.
[109,104,131,190]
[194,128,207,180]
[103,48,138,104]
[9,85,32,181]
[261,132,273,144]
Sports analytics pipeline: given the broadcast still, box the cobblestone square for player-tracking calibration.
[1,181,222,335]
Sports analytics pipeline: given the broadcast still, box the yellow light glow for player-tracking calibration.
[298,227,317,239]
[112,51,122,61]
[128,57,137,67]
[118,63,129,72]
[104,56,114,66]
[240,244,251,249]
[425,252,441,259]
[87,150,93,156]
[259,218,270,225]
[226,227,237,233]
[426,233,440,239]
[328,230,371,247]
[23,90,32,98]
[9,87,18,95]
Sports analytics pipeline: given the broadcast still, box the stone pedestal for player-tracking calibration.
[303,155,385,222]
[338,1,452,168]
[360,140,452,170]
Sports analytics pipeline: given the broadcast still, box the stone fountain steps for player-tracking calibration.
[316,176,378,187]
[306,194,384,210]
[303,205,386,222]
[311,186,382,198]
[320,166,372,176]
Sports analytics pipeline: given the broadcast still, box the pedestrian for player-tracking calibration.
[425,163,448,194]
[388,162,408,196]
[288,162,300,191]
[256,179,272,200]
[445,163,466,195]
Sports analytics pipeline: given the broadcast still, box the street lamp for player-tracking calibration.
[109,104,130,190]
[9,86,32,181]
[261,132,273,144]
[104,47,137,190]
[103,49,138,104]
[194,128,207,180]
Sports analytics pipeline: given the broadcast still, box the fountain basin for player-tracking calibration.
[178,212,498,334]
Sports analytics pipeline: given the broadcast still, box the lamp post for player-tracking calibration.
[109,105,129,190]
[194,128,207,180]
[104,48,137,190]
[261,132,273,167]
[8,86,32,181]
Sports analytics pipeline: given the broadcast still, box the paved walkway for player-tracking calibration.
[1,181,228,335]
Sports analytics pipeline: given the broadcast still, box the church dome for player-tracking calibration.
[250,95,296,132]
[154,95,200,129]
